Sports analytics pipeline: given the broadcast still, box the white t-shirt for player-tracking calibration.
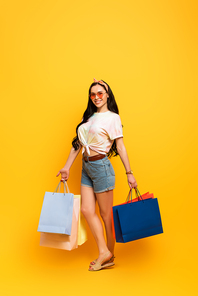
[77,110,123,155]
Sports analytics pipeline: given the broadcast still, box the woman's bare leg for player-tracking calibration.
[95,190,115,255]
[81,186,110,262]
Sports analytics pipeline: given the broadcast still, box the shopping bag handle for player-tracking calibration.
[53,180,70,195]
[135,187,144,201]
[126,188,144,203]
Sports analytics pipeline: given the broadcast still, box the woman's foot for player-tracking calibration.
[90,254,115,266]
[88,251,115,271]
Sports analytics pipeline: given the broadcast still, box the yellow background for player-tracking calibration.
[0,0,198,295]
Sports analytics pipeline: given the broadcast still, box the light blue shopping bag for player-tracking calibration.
[37,181,74,235]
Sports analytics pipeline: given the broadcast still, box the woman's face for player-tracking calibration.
[90,84,109,110]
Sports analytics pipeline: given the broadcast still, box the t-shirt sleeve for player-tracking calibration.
[107,114,123,140]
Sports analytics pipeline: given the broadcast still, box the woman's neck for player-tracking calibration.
[96,106,109,113]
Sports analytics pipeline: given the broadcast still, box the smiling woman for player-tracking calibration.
[56,78,137,271]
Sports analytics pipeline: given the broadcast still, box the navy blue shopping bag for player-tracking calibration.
[112,188,163,243]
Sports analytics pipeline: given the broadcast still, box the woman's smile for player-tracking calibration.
[94,99,102,105]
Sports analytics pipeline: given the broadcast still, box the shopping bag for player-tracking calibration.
[40,195,79,250]
[37,181,74,235]
[112,188,163,243]
[39,193,87,250]
[111,189,154,240]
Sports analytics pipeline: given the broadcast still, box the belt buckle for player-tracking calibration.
[84,156,88,162]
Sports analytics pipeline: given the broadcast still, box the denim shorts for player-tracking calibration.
[81,155,115,193]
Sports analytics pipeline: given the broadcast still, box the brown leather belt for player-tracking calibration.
[83,154,106,162]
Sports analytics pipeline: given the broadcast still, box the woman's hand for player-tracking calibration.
[127,174,137,189]
[56,168,70,182]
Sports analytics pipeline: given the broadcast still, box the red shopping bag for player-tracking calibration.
[111,188,154,240]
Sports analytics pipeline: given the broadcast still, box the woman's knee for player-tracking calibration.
[99,210,111,223]
[81,206,95,218]
[81,186,96,218]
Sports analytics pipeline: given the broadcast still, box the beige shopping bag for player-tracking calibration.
[76,195,88,245]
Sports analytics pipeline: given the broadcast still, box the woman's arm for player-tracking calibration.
[115,137,137,188]
[56,143,82,181]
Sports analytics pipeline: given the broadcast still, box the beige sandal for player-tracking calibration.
[88,251,115,271]
[89,255,115,266]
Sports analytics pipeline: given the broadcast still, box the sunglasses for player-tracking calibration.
[90,91,106,100]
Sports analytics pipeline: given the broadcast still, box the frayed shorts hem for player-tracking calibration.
[81,184,93,188]
[94,186,115,193]
[81,184,115,193]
